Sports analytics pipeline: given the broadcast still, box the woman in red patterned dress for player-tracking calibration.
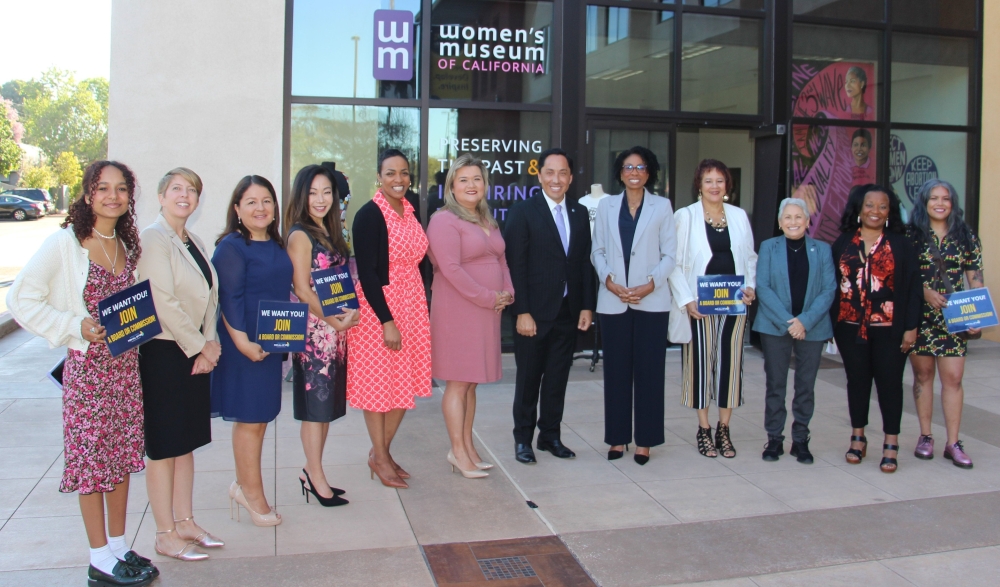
[348,149,431,489]
[7,162,157,586]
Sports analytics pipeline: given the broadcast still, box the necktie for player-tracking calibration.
[554,204,568,254]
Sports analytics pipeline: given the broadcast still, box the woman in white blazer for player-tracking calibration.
[668,159,757,458]
[592,147,676,464]
[137,168,224,561]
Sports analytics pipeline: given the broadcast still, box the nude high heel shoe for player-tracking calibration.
[448,451,488,479]
[232,485,281,526]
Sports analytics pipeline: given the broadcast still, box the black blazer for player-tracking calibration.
[830,229,922,342]
[352,198,422,324]
[504,193,596,323]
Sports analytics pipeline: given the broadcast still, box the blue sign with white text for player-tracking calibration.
[98,280,162,358]
[256,301,308,352]
[697,275,746,315]
[313,264,359,315]
[942,288,998,333]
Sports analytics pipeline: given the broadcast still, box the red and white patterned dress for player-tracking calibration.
[60,255,146,494]
[347,192,432,412]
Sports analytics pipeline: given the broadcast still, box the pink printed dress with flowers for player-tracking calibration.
[60,255,146,494]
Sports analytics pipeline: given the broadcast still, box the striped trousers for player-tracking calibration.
[681,314,748,409]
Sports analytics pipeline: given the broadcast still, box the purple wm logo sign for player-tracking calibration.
[373,10,413,81]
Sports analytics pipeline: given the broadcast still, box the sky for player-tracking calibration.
[1,0,111,84]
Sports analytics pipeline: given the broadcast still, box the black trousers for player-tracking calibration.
[600,308,668,447]
[512,298,576,445]
[760,333,824,443]
[833,323,906,435]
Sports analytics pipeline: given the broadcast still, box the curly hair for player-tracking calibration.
[692,159,733,199]
[612,146,660,190]
[63,160,141,255]
[838,184,905,234]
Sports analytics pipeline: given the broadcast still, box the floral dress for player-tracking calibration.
[910,229,984,356]
[290,225,348,422]
[837,231,895,343]
[60,254,146,494]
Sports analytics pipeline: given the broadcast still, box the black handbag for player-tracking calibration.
[926,235,981,340]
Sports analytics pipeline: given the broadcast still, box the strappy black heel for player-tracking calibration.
[880,443,899,473]
[300,469,349,507]
[845,435,867,464]
[697,427,717,458]
[715,422,736,458]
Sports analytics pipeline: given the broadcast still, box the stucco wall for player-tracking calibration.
[980,1,999,342]
[108,0,286,251]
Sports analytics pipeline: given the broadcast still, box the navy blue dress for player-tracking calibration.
[210,233,294,423]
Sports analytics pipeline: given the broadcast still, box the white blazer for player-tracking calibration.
[667,200,758,343]
[591,191,677,314]
[6,226,138,352]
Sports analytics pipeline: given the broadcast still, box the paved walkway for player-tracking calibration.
[2,326,1000,586]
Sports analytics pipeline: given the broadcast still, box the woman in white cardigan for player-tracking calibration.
[668,159,757,458]
[6,161,158,586]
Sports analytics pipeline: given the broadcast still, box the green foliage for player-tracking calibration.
[18,162,55,189]
[17,68,108,165]
[0,113,20,178]
[52,151,82,192]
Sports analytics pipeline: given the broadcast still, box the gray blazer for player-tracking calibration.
[751,235,835,341]
[591,191,677,314]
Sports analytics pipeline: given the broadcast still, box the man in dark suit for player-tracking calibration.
[504,148,596,464]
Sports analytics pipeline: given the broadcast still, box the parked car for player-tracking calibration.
[0,194,45,221]
[1,188,53,213]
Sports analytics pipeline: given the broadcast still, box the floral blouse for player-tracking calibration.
[837,231,895,341]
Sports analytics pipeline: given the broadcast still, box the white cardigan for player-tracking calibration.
[6,227,136,352]
[666,200,757,343]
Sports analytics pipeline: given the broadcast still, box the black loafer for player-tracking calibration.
[122,551,158,578]
[515,443,536,464]
[88,562,153,587]
[537,439,576,459]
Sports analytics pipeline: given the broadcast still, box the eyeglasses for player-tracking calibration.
[623,164,648,173]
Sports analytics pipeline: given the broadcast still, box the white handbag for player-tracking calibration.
[668,299,692,344]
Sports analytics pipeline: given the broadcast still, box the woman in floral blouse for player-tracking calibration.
[907,179,984,468]
[831,184,922,474]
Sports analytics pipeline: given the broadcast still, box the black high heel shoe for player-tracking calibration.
[300,470,349,507]
[633,448,649,465]
[302,468,345,496]
[608,443,629,460]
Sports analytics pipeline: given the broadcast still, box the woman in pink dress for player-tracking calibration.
[348,149,431,489]
[427,154,514,479]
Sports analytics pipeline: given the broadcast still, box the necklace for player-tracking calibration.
[93,227,117,240]
[787,238,805,252]
[96,234,120,274]
[704,211,728,232]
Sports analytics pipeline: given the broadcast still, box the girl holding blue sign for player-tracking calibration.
[7,161,158,586]
[907,179,984,469]
[285,164,360,506]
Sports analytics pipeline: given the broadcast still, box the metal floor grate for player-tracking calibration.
[477,556,537,580]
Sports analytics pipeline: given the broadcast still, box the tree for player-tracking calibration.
[0,102,21,177]
[52,151,82,192]
[19,69,108,165]
[19,163,54,189]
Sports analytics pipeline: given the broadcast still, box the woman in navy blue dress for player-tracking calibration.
[211,175,292,527]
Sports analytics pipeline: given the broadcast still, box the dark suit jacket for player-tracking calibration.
[504,193,596,323]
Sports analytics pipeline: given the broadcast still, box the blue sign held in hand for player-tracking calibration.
[98,279,162,358]
[697,275,746,315]
[942,287,998,334]
[313,264,359,315]
[256,301,308,352]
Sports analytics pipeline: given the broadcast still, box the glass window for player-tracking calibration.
[676,128,755,213]
[790,123,878,243]
[292,0,421,99]
[683,0,765,9]
[591,128,671,198]
[793,0,884,21]
[891,34,971,126]
[429,0,553,103]
[792,25,881,121]
[428,108,551,228]
[290,104,421,235]
[891,0,976,30]
[586,7,673,110]
[681,14,761,114]
[889,130,968,215]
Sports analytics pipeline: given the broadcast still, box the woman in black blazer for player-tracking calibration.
[831,184,921,474]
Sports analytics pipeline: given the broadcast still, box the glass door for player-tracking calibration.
[586,121,673,204]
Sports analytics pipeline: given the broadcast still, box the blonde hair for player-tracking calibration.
[440,154,496,228]
[158,167,203,197]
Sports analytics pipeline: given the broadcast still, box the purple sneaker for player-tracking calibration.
[914,435,934,460]
[944,440,973,469]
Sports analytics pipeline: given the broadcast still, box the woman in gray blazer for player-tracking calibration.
[752,198,836,464]
[592,147,676,464]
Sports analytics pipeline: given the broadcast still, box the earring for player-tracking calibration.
[375,180,382,189]
[723,194,730,202]
[857,215,860,224]
[697,193,702,201]
[885,219,889,228]
[238,216,242,225]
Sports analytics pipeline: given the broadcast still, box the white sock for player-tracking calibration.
[108,535,129,560]
[90,545,119,575]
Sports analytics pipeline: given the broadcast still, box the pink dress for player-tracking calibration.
[427,210,513,383]
[347,193,432,411]
[61,255,146,494]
